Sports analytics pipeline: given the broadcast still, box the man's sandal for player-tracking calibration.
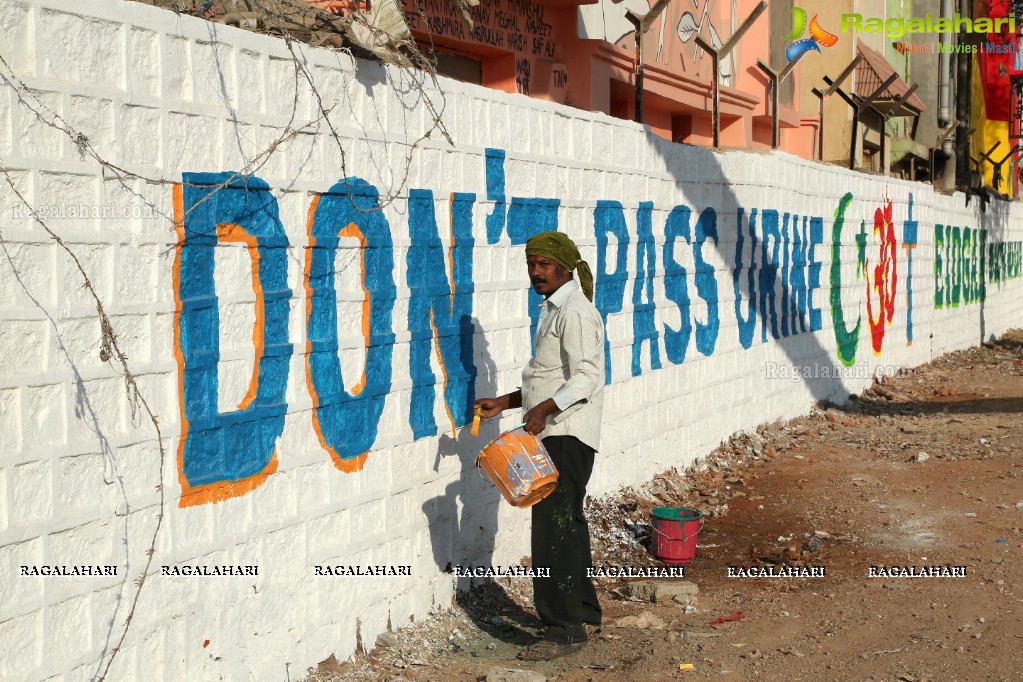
[516,639,587,661]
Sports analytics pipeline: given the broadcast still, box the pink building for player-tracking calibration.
[388,0,820,157]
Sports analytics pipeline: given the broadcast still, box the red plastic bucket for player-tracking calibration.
[650,507,703,563]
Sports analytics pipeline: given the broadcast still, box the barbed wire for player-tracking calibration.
[1,0,458,235]
[0,162,167,682]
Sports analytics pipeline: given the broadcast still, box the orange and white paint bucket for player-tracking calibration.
[476,426,559,508]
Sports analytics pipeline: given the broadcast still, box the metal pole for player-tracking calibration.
[820,79,859,168]
[636,50,644,124]
[955,0,973,186]
[627,13,643,123]
[822,55,864,98]
[976,141,1002,186]
[625,0,671,126]
[880,123,887,174]
[935,121,962,147]
[814,56,862,163]
[635,32,644,123]
[756,56,806,151]
[826,73,898,170]
[692,41,723,147]
[933,120,961,180]
[979,141,1002,165]
[850,109,859,170]
[813,88,825,160]
[859,74,900,142]
[1013,153,1020,199]
[876,83,920,175]
[772,76,780,149]
[712,51,721,146]
[694,1,766,149]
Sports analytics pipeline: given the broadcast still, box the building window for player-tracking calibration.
[428,49,483,85]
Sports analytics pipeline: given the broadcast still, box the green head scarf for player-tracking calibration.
[524,231,594,301]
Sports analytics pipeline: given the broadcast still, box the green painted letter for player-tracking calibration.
[830,194,860,366]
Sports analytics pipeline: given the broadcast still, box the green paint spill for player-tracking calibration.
[553,502,573,532]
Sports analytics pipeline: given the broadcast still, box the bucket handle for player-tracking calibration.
[651,518,704,544]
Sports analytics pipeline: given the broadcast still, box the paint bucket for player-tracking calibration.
[477,426,559,508]
[650,507,703,563]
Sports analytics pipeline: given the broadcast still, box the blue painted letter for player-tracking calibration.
[173,173,292,506]
[306,178,396,471]
[595,201,630,384]
[734,208,758,350]
[631,202,662,376]
[663,206,693,365]
[407,190,477,439]
[693,208,720,356]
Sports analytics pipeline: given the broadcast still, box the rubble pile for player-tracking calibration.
[587,411,841,569]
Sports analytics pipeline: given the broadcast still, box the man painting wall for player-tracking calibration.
[474,231,605,661]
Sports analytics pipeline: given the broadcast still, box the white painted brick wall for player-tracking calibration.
[1,0,1023,679]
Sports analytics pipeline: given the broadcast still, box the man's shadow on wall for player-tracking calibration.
[421,317,540,645]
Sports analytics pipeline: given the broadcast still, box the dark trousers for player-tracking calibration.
[532,435,601,643]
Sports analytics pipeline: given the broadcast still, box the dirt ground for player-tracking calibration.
[308,331,1023,682]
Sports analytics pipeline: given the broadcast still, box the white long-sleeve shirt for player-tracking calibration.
[520,278,605,451]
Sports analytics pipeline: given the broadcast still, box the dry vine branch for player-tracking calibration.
[0,49,313,234]
[255,0,457,212]
[0,164,167,682]
[4,0,459,217]
[0,0,463,676]
[134,0,459,208]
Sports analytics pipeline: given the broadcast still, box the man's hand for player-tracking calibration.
[523,399,558,437]
[473,391,522,420]
[473,397,505,420]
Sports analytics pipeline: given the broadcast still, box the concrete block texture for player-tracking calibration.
[1,0,1023,679]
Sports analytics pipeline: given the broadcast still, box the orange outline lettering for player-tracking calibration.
[173,184,277,507]
[304,195,369,474]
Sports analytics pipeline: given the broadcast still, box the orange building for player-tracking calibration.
[394,0,822,157]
